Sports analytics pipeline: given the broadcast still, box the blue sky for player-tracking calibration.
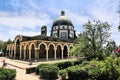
[0,0,119,45]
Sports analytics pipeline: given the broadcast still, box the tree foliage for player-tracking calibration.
[70,20,111,60]
[0,39,13,54]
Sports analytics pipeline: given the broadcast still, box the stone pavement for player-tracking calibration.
[0,57,74,80]
[0,57,39,80]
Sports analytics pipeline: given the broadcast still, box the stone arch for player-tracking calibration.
[21,44,24,59]
[48,43,56,50]
[38,42,47,49]
[38,43,47,59]
[48,44,55,59]
[15,38,20,59]
[25,43,29,59]
[63,44,69,58]
[29,43,36,59]
[56,44,62,59]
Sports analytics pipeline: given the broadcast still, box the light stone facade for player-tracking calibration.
[6,11,76,61]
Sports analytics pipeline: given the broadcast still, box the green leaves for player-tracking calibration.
[70,20,111,60]
[0,68,16,80]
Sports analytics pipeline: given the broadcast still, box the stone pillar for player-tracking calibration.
[24,49,26,60]
[54,48,56,60]
[61,48,63,59]
[20,49,22,59]
[46,48,48,61]
[29,49,31,60]
[35,48,39,60]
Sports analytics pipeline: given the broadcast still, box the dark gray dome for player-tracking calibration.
[52,11,73,26]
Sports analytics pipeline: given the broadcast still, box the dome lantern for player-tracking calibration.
[61,10,65,16]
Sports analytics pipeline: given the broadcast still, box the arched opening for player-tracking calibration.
[39,44,46,59]
[48,45,54,59]
[56,45,62,59]
[21,45,24,59]
[31,44,35,59]
[63,45,68,58]
[16,39,20,59]
[26,45,29,59]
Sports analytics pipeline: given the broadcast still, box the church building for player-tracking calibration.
[6,11,77,61]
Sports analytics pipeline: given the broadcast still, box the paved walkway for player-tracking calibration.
[0,57,75,80]
[0,57,39,80]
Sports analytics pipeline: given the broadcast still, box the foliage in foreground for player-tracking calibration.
[0,68,16,80]
[36,63,52,75]
[59,69,67,80]
[66,57,120,80]
[39,65,59,79]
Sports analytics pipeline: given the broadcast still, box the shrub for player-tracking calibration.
[26,67,36,74]
[73,59,83,65]
[87,58,120,80]
[67,65,89,80]
[0,68,16,80]
[54,61,73,70]
[39,65,59,79]
[36,63,52,75]
[59,69,67,80]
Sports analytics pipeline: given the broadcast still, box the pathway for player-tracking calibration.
[0,57,39,80]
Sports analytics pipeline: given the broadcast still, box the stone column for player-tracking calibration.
[54,48,56,60]
[24,49,26,60]
[29,49,31,60]
[61,48,63,59]
[20,49,22,59]
[35,48,39,60]
[46,48,48,61]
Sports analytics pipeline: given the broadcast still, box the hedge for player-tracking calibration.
[36,63,52,75]
[66,57,120,80]
[67,65,89,80]
[0,68,16,80]
[54,60,83,70]
[39,65,59,79]
[59,69,67,79]
[54,61,73,70]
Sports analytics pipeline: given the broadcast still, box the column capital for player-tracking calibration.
[61,48,64,50]
[46,48,49,50]
[54,48,57,51]
[35,48,38,50]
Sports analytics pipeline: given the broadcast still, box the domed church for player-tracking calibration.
[6,11,77,61]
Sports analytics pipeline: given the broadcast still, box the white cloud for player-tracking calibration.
[0,0,120,46]
[0,15,51,29]
[7,29,40,40]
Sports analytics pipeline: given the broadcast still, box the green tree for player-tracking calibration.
[106,40,117,56]
[70,20,111,60]
[0,39,12,55]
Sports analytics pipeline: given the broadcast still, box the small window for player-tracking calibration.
[62,26,65,29]
[53,33,57,37]
[61,32,66,38]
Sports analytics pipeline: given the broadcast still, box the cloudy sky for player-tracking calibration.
[0,0,119,45]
